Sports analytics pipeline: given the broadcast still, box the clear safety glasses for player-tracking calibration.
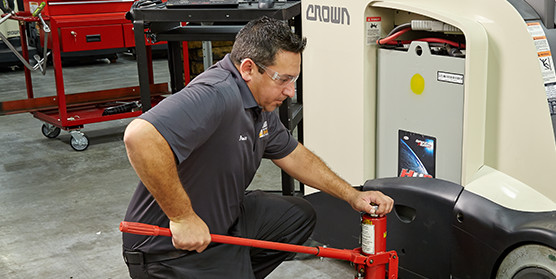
[254,61,299,87]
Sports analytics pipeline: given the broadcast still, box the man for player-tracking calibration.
[122,16,394,278]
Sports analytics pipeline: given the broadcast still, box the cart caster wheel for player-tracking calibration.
[41,124,61,138]
[70,131,89,151]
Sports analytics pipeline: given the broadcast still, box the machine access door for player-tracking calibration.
[376,41,465,184]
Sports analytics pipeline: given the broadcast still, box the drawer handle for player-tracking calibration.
[86,34,101,42]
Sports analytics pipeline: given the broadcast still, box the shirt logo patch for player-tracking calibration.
[239,135,248,141]
[259,121,269,138]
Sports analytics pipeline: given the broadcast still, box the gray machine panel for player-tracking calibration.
[376,41,465,184]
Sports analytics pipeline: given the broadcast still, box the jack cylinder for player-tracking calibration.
[361,212,387,278]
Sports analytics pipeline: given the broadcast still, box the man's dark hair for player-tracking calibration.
[230,16,306,73]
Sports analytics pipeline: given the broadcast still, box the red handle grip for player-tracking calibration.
[119,221,172,237]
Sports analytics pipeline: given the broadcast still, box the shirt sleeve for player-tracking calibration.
[262,111,299,159]
[139,81,231,164]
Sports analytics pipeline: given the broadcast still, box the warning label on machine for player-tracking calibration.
[527,22,556,115]
[366,17,381,45]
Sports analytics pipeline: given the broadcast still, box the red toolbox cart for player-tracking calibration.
[0,0,185,151]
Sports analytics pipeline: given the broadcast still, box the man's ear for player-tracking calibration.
[239,59,255,82]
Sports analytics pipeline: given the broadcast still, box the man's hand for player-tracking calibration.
[169,215,211,253]
[348,190,394,217]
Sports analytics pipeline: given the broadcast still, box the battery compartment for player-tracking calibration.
[370,8,467,185]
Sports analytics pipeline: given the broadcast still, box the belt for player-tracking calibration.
[123,250,192,265]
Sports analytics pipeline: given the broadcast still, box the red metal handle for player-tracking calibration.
[120,221,357,261]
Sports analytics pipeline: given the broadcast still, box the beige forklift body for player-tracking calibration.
[302,0,556,210]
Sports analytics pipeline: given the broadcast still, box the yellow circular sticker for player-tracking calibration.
[410,73,425,95]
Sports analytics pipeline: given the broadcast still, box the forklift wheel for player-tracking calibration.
[41,124,61,138]
[496,244,556,279]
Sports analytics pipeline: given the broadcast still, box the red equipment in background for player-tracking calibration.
[0,0,188,151]
[22,0,158,53]
[120,219,398,279]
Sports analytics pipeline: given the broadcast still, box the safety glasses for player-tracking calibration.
[253,61,299,87]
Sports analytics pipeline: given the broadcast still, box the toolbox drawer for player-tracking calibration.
[60,24,124,52]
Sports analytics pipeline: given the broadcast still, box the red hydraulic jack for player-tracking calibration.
[120,214,398,279]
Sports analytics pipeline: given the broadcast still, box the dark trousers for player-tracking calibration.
[124,191,316,279]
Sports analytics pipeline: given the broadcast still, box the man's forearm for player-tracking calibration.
[273,144,358,201]
[273,143,394,215]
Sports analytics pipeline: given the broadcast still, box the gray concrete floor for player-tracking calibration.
[0,53,354,278]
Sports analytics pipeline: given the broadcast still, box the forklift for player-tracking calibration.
[302,0,556,278]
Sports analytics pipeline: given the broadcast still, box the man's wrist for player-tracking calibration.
[169,209,195,223]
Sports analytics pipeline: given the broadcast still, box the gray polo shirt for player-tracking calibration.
[123,54,298,254]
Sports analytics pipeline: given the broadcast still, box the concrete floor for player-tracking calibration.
[0,53,354,278]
